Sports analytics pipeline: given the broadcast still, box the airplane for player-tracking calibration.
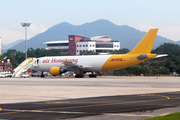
[31,28,167,78]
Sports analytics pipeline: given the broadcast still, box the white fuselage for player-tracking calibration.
[31,55,111,72]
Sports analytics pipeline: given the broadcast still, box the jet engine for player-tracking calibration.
[50,67,67,75]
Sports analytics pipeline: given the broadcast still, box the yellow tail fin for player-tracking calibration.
[127,28,158,54]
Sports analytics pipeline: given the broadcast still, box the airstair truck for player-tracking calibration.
[13,58,36,77]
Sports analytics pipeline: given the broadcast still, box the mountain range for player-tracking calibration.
[2,19,180,54]
[1,39,23,50]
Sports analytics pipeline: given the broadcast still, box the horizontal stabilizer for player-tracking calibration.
[154,54,168,58]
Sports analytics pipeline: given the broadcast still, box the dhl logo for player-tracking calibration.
[109,58,125,62]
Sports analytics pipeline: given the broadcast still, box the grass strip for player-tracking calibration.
[144,112,180,120]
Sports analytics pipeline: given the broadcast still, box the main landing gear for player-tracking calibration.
[74,72,97,78]
[88,71,97,78]
[75,74,84,78]
[40,71,44,78]
[89,74,97,78]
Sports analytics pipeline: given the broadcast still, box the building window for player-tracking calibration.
[77,45,78,47]
[86,45,88,47]
[96,44,113,48]
[93,45,94,47]
[90,45,92,47]
[117,45,119,47]
[83,45,85,47]
[80,45,81,47]
[77,50,78,52]
[114,45,116,47]
[47,43,68,47]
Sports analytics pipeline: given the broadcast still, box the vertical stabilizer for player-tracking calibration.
[127,28,158,54]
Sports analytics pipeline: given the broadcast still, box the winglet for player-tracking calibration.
[127,28,158,54]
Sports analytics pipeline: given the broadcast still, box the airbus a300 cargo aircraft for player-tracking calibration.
[31,28,167,78]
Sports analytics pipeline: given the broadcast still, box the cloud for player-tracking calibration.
[28,24,47,38]
[0,29,23,45]
[0,23,47,45]
[134,24,156,32]
[135,24,180,41]
[158,26,180,41]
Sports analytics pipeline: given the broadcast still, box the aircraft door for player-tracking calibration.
[33,58,38,66]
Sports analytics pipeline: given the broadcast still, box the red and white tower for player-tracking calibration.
[68,35,85,55]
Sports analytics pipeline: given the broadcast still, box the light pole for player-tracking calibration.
[21,22,31,60]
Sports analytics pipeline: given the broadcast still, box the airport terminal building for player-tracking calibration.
[43,40,69,52]
[44,35,120,55]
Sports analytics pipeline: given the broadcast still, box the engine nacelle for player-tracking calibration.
[50,67,67,75]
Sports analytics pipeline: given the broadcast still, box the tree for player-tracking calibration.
[1,42,180,74]
[80,50,98,55]
[1,49,23,68]
[0,48,71,68]
[110,48,130,54]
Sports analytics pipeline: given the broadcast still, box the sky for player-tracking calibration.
[1,0,180,45]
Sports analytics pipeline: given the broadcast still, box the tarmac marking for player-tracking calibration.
[157,95,170,99]
[3,109,85,114]
[104,113,153,117]
[138,94,170,99]
[159,112,172,116]
[1,97,180,116]
[169,92,180,94]
[46,102,70,104]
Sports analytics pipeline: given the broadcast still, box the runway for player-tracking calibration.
[0,76,180,119]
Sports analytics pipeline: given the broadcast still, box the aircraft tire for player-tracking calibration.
[40,74,44,78]
[40,71,45,78]
[89,74,97,78]
[75,74,84,78]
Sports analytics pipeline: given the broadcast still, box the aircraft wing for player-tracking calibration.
[63,61,92,71]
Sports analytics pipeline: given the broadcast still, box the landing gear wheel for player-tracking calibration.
[89,74,97,78]
[75,74,84,78]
